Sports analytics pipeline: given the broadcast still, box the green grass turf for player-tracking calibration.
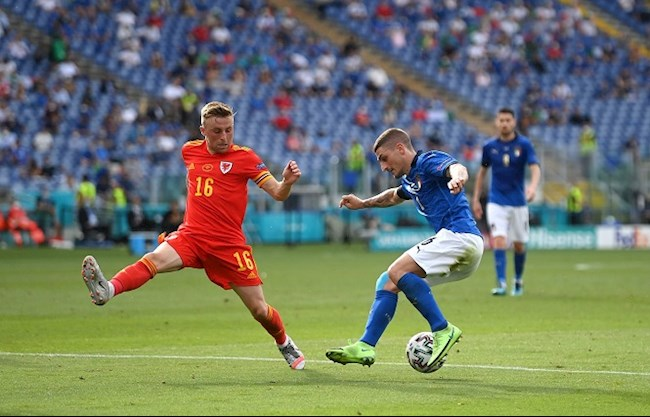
[0,244,649,415]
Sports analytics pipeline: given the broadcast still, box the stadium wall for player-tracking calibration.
[367,225,650,251]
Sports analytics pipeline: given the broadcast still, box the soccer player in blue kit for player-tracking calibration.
[472,107,541,296]
[326,127,484,370]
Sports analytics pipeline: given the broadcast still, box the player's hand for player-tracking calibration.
[339,194,364,210]
[282,160,301,185]
[447,177,465,195]
[526,186,536,202]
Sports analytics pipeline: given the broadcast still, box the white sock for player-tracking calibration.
[278,336,291,347]
[107,281,115,299]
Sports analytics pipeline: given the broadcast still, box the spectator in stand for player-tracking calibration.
[284,126,305,152]
[34,191,60,241]
[160,200,184,236]
[128,194,157,232]
[272,87,293,111]
[353,105,372,129]
[0,208,6,236]
[343,139,365,193]
[579,118,597,181]
[374,0,394,21]
[6,200,46,246]
[411,101,427,122]
[77,174,97,240]
[347,1,368,21]
[272,109,293,131]
[365,66,389,98]
[567,183,584,226]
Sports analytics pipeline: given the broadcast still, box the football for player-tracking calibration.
[405,331,445,373]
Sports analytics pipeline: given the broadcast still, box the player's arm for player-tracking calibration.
[526,163,541,202]
[472,165,488,220]
[446,162,469,195]
[339,187,404,210]
[260,160,301,201]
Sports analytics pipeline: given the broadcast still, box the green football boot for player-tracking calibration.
[326,340,376,367]
[426,323,462,367]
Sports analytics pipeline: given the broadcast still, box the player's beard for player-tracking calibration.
[500,127,514,139]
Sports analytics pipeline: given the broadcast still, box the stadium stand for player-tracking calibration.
[312,0,649,163]
[589,0,650,38]
[0,0,648,245]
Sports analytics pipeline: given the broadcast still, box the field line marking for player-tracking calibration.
[1,351,649,377]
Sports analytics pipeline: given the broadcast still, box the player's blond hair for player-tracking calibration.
[200,101,235,126]
[373,127,414,152]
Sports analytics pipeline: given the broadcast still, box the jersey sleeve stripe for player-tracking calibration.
[254,171,272,187]
[183,139,204,148]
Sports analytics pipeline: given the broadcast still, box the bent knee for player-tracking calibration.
[144,245,183,272]
[375,272,390,291]
[375,272,399,292]
[251,305,270,322]
[386,267,408,285]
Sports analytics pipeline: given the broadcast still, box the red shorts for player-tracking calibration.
[163,231,262,290]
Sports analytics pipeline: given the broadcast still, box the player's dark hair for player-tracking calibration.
[374,127,413,152]
[497,107,516,118]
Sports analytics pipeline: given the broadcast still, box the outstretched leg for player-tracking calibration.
[80,243,180,305]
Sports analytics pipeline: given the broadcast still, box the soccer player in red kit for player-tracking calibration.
[81,101,305,370]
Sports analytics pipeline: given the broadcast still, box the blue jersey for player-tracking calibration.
[398,150,481,236]
[480,134,539,207]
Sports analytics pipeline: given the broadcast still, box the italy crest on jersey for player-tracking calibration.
[404,176,422,195]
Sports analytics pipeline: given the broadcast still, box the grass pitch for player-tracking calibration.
[0,244,648,415]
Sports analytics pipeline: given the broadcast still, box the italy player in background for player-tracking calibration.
[326,128,484,370]
[472,107,541,296]
[80,101,306,370]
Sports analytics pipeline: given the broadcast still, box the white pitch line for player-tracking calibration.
[1,351,649,377]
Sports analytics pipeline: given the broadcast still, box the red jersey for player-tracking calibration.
[178,140,272,244]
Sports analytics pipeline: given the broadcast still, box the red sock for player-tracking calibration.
[111,258,157,296]
[256,305,287,345]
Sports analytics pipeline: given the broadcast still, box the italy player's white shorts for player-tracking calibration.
[486,202,530,242]
[406,228,484,287]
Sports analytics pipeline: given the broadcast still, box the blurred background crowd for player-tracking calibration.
[0,0,648,247]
